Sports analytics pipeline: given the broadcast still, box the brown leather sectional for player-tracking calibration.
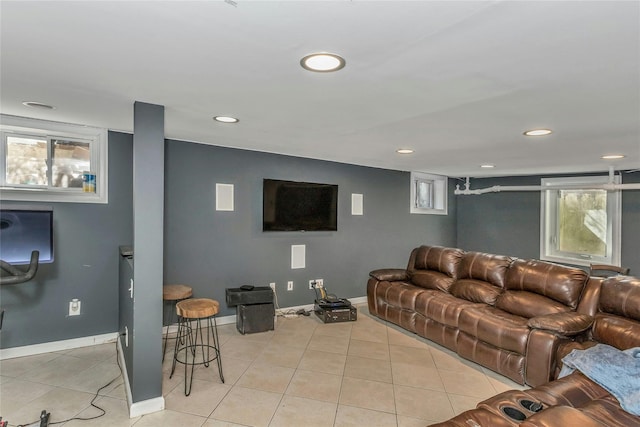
[367,245,597,386]
[428,275,640,426]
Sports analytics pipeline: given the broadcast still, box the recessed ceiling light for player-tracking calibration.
[523,129,552,136]
[602,154,625,160]
[22,101,55,110]
[213,116,239,123]
[480,164,495,168]
[300,53,346,72]
[396,148,414,154]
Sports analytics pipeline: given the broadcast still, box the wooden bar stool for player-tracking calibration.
[170,298,224,395]
[162,284,193,361]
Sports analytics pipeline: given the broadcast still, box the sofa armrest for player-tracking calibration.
[528,312,593,336]
[369,268,408,282]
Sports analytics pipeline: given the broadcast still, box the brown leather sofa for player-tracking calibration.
[367,245,597,386]
[428,275,640,427]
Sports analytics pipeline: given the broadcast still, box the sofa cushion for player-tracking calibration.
[409,245,464,278]
[377,281,425,311]
[497,291,572,318]
[449,279,503,304]
[415,290,478,328]
[458,306,530,354]
[599,276,640,321]
[456,251,512,288]
[410,270,456,292]
[505,259,588,309]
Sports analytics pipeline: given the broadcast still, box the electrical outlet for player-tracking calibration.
[315,279,324,288]
[124,326,129,347]
[309,279,316,290]
[287,281,294,291]
[69,299,81,316]
[269,282,276,291]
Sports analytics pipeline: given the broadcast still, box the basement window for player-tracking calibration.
[0,115,108,204]
[540,175,621,267]
[410,172,447,215]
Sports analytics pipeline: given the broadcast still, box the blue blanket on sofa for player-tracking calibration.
[559,344,640,416]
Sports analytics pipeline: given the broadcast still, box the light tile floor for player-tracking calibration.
[0,304,527,426]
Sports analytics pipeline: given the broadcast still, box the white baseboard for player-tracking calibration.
[350,296,368,305]
[130,397,166,418]
[0,332,118,360]
[163,296,368,331]
[116,337,165,418]
[1,296,369,360]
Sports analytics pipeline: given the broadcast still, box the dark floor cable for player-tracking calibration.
[16,342,123,427]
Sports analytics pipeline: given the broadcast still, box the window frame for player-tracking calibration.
[540,175,621,267]
[410,171,448,215]
[0,114,108,204]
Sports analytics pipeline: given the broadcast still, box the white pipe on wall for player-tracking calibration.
[454,171,640,195]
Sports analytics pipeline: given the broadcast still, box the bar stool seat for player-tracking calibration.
[170,298,224,395]
[162,284,193,361]
[177,298,219,318]
[163,284,193,301]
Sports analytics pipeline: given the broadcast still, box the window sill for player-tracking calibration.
[0,187,107,204]
[541,254,619,269]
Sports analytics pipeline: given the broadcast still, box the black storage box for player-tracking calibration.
[226,287,275,334]
[226,286,274,306]
[236,303,275,334]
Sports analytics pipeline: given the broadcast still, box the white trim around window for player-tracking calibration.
[410,171,448,215]
[540,175,621,267]
[0,114,108,204]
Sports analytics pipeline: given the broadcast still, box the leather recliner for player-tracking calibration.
[428,275,640,427]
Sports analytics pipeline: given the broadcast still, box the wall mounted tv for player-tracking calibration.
[0,206,54,264]
[263,179,338,232]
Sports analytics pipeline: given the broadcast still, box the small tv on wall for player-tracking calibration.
[0,206,54,264]
[263,179,338,232]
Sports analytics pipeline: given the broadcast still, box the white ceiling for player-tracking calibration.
[1,1,639,177]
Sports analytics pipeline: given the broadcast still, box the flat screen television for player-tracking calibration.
[263,179,338,232]
[0,206,54,264]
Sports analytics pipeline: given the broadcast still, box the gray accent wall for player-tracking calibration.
[163,140,458,313]
[456,172,640,274]
[0,131,133,349]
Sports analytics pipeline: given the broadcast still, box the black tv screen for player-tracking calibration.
[263,179,338,231]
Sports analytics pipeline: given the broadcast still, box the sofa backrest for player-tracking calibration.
[497,259,588,318]
[448,252,512,304]
[407,245,464,292]
[591,276,640,350]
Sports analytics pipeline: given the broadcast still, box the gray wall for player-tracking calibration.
[456,172,640,274]
[0,131,133,349]
[164,140,458,314]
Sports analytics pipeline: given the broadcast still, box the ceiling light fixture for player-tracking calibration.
[601,154,625,160]
[22,101,55,110]
[523,129,552,136]
[480,164,495,168]
[213,116,239,123]
[300,53,346,72]
[396,149,414,154]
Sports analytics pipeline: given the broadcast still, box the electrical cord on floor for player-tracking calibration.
[16,342,123,427]
[273,286,312,318]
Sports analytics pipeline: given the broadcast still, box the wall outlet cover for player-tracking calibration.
[69,299,81,316]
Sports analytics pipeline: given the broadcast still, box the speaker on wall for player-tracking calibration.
[216,183,234,211]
